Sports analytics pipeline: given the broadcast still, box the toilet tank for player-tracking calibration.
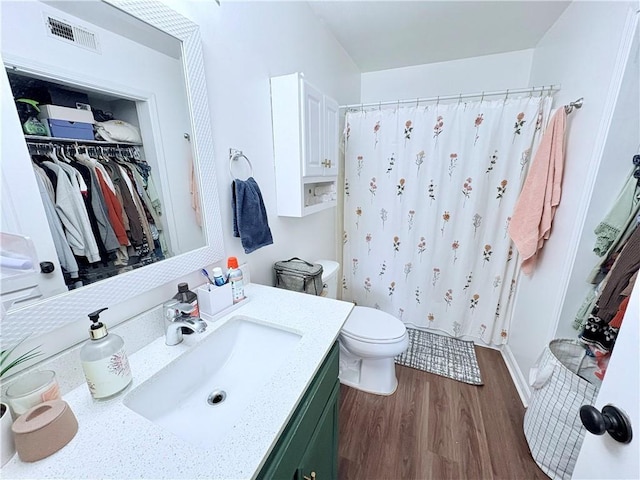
[315,260,340,299]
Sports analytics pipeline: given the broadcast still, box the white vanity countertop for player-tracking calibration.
[2,284,353,479]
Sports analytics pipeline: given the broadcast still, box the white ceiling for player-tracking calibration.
[308,1,571,72]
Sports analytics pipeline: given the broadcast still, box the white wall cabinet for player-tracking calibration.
[270,72,339,217]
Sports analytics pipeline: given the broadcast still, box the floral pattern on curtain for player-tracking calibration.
[343,96,552,346]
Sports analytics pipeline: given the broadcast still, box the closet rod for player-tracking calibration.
[24,134,142,147]
[339,84,561,110]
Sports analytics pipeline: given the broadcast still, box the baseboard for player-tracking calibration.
[500,344,531,408]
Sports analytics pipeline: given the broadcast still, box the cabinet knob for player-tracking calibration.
[303,472,316,480]
[321,159,332,168]
[40,261,55,274]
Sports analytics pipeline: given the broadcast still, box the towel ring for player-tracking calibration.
[229,148,253,180]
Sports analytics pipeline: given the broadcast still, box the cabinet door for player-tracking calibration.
[257,344,339,479]
[1,69,67,306]
[322,96,339,177]
[302,81,325,177]
[296,384,339,480]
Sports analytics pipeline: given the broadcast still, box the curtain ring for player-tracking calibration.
[378,102,381,111]
[480,92,485,104]
[436,96,440,108]
[539,86,544,98]
[457,93,462,105]
[416,97,419,107]
[504,89,509,103]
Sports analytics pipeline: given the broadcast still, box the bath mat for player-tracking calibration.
[395,329,483,385]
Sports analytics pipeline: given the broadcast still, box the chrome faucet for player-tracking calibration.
[164,302,207,346]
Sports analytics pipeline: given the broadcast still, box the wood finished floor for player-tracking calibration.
[338,347,548,480]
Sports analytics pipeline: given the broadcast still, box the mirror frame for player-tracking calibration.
[1,0,224,346]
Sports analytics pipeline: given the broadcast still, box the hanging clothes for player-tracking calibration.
[95,168,129,246]
[574,170,640,330]
[71,160,111,259]
[588,177,640,284]
[593,224,640,322]
[117,162,154,252]
[40,160,101,263]
[74,153,120,253]
[592,171,640,257]
[123,160,166,249]
[579,225,639,352]
[25,139,165,290]
[61,155,88,194]
[33,165,79,280]
[75,154,120,252]
[102,161,145,247]
[33,162,55,202]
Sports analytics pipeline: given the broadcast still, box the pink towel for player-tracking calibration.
[509,108,567,274]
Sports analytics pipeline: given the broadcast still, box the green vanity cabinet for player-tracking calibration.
[257,342,340,480]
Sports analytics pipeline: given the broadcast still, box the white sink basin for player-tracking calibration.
[124,315,302,448]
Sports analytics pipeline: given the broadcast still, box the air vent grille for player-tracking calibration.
[44,15,100,53]
[48,17,74,41]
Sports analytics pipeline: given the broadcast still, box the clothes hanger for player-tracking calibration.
[55,144,71,163]
[45,144,57,163]
[30,153,46,165]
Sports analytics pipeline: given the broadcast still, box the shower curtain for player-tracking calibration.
[343,95,552,346]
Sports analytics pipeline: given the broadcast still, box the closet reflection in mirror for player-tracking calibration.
[1,1,206,311]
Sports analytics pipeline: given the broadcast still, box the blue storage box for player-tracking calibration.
[44,119,94,140]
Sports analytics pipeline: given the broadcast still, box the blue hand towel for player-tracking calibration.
[232,177,273,253]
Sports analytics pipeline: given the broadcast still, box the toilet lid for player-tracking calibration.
[342,306,406,343]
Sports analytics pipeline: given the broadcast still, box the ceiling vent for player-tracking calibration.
[44,14,100,53]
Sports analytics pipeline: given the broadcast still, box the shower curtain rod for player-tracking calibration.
[339,84,562,110]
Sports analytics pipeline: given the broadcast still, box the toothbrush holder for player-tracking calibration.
[196,283,233,317]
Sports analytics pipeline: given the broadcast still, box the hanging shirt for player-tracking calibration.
[118,163,154,249]
[122,160,167,255]
[58,161,88,199]
[33,168,80,279]
[595,225,640,322]
[74,153,120,253]
[95,168,129,246]
[41,161,101,263]
[102,162,144,247]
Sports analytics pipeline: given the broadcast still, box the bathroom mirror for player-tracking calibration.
[0,0,224,346]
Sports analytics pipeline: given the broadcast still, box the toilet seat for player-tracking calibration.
[341,307,406,344]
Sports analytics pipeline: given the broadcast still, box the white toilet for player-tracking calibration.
[316,260,409,396]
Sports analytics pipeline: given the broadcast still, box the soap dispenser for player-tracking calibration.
[80,307,132,399]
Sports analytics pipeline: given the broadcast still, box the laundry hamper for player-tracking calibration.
[523,339,600,480]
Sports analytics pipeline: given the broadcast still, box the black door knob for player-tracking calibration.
[580,404,633,444]
[40,261,55,274]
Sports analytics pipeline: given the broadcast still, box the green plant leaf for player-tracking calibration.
[0,339,42,378]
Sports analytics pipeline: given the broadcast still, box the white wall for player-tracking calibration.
[164,1,361,286]
[556,15,639,340]
[507,1,638,399]
[361,49,534,103]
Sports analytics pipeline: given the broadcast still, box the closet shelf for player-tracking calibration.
[24,135,142,146]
